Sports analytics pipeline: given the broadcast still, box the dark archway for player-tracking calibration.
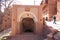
[22,18,35,33]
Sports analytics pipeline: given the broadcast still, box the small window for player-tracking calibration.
[5,25,7,27]
[13,19,15,21]
[8,14,10,16]
[0,19,2,24]
[5,20,7,22]
[8,17,10,19]
[45,0,48,4]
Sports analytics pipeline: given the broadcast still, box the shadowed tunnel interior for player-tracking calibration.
[22,18,35,32]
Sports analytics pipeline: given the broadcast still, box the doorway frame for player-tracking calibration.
[20,17,36,33]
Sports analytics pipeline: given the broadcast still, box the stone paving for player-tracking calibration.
[9,33,44,40]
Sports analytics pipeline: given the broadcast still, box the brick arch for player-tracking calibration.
[21,17,35,32]
[18,12,37,33]
[19,12,38,22]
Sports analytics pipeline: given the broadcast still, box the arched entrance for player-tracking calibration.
[21,17,35,33]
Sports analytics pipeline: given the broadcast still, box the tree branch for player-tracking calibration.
[8,0,13,8]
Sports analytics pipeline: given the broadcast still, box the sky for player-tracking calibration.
[13,0,42,5]
[1,0,42,12]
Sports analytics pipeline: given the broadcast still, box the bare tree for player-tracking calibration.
[0,0,1,12]
[0,0,14,31]
[1,0,13,8]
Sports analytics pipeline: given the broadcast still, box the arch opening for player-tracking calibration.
[21,17,35,33]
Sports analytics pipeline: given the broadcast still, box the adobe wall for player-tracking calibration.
[57,1,60,21]
[3,8,12,30]
[11,5,43,36]
[48,0,57,21]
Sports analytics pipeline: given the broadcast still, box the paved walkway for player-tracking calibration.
[0,21,60,40]
[9,33,44,40]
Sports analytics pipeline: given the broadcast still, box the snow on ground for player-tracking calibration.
[0,28,11,40]
[46,21,60,31]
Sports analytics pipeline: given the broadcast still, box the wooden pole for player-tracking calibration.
[34,0,35,5]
